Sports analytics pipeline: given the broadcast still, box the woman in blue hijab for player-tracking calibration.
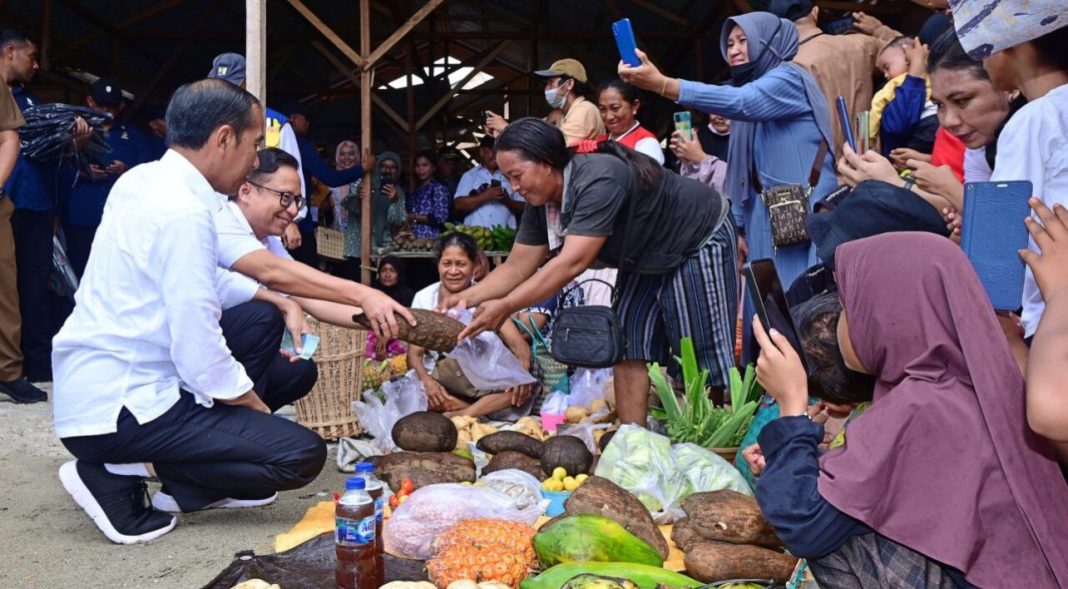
[621,12,836,362]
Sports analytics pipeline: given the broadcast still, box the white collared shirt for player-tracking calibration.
[455,164,524,229]
[213,200,293,308]
[52,150,254,438]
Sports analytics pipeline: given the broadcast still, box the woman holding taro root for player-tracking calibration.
[438,117,737,424]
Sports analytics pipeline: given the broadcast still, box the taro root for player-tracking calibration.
[392,412,458,452]
[352,308,463,352]
[374,451,475,493]
[563,476,670,560]
[684,541,797,584]
[477,431,544,458]
[482,451,544,480]
[539,435,593,477]
[682,490,782,549]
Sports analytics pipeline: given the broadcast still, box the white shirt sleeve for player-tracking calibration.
[215,267,260,310]
[152,208,253,401]
[411,283,440,310]
[215,206,267,269]
[963,148,992,184]
[455,169,479,200]
[278,122,308,221]
[267,235,294,260]
[634,137,665,165]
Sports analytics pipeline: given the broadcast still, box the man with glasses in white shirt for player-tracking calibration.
[52,79,327,545]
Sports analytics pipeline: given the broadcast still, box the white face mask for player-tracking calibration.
[545,81,569,109]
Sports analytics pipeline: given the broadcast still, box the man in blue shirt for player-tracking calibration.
[64,78,146,277]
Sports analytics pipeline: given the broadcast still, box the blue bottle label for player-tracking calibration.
[336,515,375,545]
[374,496,384,523]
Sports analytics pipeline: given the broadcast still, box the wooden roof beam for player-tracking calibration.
[309,40,409,132]
[284,0,365,68]
[70,0,188,50]
[362,0,448,69]
[416,40,512,131]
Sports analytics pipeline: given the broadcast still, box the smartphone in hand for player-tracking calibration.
[960,181,1033,311]
[837,96,856,153]
[673,111,693,141]
[612,18,641,67]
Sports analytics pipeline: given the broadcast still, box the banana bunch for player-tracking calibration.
[444,224,516,252]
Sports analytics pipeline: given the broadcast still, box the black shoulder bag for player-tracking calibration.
[548,182,639,369]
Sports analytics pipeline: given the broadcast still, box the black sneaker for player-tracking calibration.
[0,378,47,404]
[58,461,176,544]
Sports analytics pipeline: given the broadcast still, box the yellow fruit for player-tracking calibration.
[564,406,589,424]
[552,467,567,481]
[562,476,580,491]
[544,479,564,492]
[426,519,536,588]
[541,479,554,490]
[575,474,589,483]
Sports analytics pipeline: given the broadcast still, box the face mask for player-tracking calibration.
[545,82,568,109]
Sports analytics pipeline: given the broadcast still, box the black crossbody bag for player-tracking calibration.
[548,183,639,368]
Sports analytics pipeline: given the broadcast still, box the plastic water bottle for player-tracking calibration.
[355,461,386,581]
[335,477,380,589]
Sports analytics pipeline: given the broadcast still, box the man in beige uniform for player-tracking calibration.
[0,74,35,403]
[769,0,899,161]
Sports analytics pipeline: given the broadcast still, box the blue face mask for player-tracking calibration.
[545,81,569,109]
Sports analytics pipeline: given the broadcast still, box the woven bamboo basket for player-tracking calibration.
[294,317,367,440]
[315,226,346,261]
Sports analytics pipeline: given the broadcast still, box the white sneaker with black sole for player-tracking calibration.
[151,490,278,513]
[59,461,177,544]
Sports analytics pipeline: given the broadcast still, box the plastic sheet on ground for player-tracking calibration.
[202,532,335,589]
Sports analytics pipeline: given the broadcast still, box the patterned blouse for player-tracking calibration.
[407,179,451,238]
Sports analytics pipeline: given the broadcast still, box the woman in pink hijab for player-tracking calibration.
[752,231,1068,588]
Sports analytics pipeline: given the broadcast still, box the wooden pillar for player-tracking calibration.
[245,0,267,104]
[360,0,373,285]
[405,42,415,193]
[40,0,52,72]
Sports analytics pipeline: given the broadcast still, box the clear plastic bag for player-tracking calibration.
[352,370,428,453]
[568,368,612,409]
[477,469,544,510]
[556,423,612,455]
[445,308,536,391]
[383,483,547,559]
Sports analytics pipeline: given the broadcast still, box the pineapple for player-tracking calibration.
[388,354,408,376]
[426,519,536,588]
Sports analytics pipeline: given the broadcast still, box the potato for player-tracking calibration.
[565,406,589,424]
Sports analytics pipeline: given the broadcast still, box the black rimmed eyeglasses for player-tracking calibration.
[245,178,304,210]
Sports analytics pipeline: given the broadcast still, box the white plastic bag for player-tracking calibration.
[568,368,611,409]
[383,483,547,559]
[556,422,612,455]
[352,370,428,453]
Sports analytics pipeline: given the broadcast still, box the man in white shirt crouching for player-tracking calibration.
[214,147,379,411]
[52,79,327,545]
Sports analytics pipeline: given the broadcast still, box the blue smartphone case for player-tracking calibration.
[612,19,641,67]
[837,96,856,152]
[960,181,1033,311]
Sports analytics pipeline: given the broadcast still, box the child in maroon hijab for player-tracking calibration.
[752,232,1068,588]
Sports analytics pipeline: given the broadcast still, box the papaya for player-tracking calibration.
[533,514,663,568]
[519,563,700,589]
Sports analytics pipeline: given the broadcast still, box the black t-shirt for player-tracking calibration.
[515,153,728,274]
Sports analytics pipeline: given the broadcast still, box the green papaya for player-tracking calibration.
[533,515,664,568]
[561,573,639,589]
[520,562,701,589]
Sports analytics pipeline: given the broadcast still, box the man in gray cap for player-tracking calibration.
[208,52,307,250]
[768,0,900,163]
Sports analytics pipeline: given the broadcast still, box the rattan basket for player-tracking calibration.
[315,226,346,261]
[294,317,367,440]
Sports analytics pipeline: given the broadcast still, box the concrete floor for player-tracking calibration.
[0,386,349,589]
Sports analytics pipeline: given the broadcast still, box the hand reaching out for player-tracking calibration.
[1021,198,1068,301]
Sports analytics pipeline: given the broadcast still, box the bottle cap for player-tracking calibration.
[345,477,366,491]
[355,462,375,474]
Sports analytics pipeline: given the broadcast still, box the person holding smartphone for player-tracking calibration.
[64,78,148,277]
[340,151,407,281]
[454,136,524,229]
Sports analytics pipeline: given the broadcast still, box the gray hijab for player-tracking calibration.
[720,12,833,210]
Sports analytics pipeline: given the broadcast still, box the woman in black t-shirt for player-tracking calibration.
[440,117,738,425]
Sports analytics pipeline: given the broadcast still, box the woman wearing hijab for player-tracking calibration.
[752,232,1068,588]
[620,13,836,291]
[330,140,359,233]
[342,150,407,281]
[375,255,415,307]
